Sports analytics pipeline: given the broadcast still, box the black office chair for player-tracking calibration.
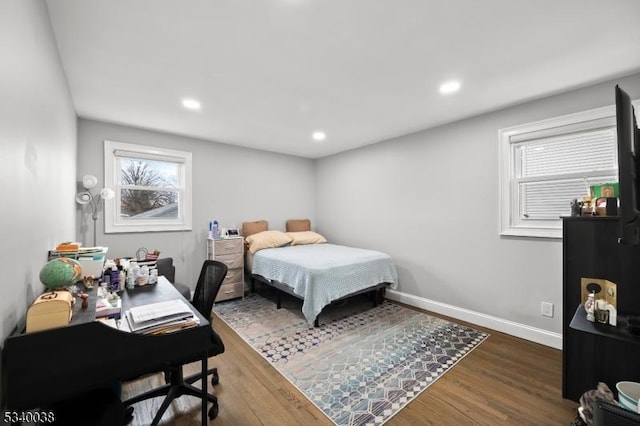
[155,257,192,300]
[124,260,227,424]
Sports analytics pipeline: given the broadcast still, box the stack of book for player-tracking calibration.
[124,299,199,335]
[48,245,107,260]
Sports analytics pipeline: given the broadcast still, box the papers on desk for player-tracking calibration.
[125,299,200,335]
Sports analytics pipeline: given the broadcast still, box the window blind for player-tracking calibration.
[516,127,617,220]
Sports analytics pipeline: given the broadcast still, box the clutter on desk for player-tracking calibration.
[26,290,74,333]
[135,247,160,262]
[95,286,122,319]
[55,241,80,252]
[78,292,89,310]
[48,244,108,283]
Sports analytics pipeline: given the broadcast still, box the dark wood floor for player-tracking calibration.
[123,302,578,425]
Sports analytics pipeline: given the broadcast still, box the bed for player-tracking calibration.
[242,219,398,326]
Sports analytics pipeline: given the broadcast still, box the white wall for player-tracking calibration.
[316,72,640,348]
[0,0,77,349]
[77,119,316,288]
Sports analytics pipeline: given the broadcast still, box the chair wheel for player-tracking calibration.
[211,368,219,385]
[208,401,219,419]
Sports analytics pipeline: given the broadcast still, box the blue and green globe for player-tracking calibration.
[39,258,83,290]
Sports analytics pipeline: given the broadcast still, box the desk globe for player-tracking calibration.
[39,258,83,290]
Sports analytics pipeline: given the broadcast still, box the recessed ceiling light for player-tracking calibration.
[182,98,201,110]
[312,131,326,142]
[439,80,461,95]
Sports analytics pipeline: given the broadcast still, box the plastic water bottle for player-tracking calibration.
[212,220,220,239]
[128,261,140,289]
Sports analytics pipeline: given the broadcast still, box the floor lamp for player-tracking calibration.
[75,174,114,247]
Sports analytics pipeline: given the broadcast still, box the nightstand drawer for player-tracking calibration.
[213,238,243,256]
[216,282,244,301]
[223,268,242,285]
[216,254,243,270]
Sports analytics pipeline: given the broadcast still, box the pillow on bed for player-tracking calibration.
[286,219,311,232]
[242,220,268,237]
[245,230,292,254]
[286,231,327,246]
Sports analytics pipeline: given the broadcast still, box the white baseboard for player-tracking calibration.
[385,289,562,350]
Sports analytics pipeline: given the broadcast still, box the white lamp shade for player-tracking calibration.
[100,188,115,200]
[75,191,92,205]
[82,174,98,189]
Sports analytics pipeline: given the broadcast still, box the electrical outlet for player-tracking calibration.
[541,302,554,317]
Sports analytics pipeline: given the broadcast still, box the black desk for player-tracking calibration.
[1,277,211,426]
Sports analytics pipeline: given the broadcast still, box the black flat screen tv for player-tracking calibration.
[615,85,640,245]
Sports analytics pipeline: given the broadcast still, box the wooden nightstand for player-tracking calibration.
[207,237,244,302]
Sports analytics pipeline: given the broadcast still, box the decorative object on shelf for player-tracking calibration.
[570,199,582,217]
[39,258,83,290]
[581,195,594,216]
[136,247,160,262]
[585,292,596,322]
[136,247,148,261]
[581,277,618,326]
[75,174,115,246]
[590,183,619,199]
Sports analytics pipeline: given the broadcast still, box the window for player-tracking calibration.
[499,105,620,239]
[104,140,192,233]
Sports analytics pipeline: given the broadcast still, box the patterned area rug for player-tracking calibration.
[213,292,488,426]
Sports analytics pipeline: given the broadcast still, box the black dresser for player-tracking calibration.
[562,216,640,401]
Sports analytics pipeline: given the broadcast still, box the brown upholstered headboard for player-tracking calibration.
[242,219,312,236]
[242,220,268,237]
[286,219,311,232]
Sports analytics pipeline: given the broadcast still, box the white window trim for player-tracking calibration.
[499,102,638,239]
[104,140,193,233]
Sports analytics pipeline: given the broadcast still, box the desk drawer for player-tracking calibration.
[216,253,243,270]
[216,282,244,302]
[213,238,243,256]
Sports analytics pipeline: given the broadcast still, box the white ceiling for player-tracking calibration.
[45,0,640,159]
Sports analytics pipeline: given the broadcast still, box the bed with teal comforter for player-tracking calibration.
[251,243,398,325]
